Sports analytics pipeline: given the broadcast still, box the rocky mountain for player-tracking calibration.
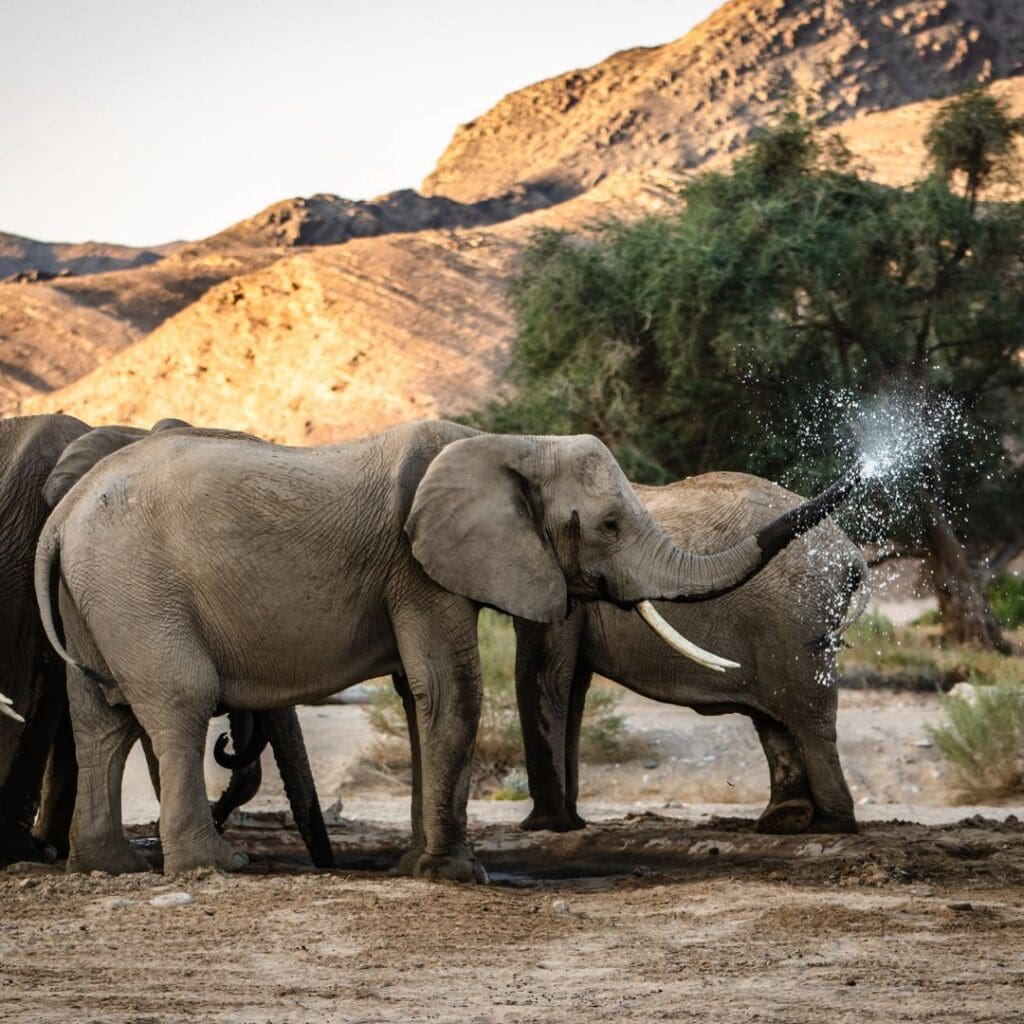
[424,0,1024,202]
[7,0,1024,440]
[23,173,682,443]
[0,231,178,281]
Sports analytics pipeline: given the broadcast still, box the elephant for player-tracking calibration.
[33,419,862,880]
[515,471,868,838]
[39,422,336,869]
[0,413,90,864]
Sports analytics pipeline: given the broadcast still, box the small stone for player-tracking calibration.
[551,899,571,914]
[914,739,933,748]
[946,901,973,913]
[110,897,132,909]
[149,891,193,907]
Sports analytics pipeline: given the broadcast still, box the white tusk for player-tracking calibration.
[636,601,740,672]
[0,692,24,724]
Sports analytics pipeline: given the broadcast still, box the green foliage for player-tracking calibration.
[364,610,629,793]
[925,87,1023,201]
[987,575,1024,629]
[929,685,1024,797]
[471,91,1024,555]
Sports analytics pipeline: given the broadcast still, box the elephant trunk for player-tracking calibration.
[625,465,862,672]
[635,464,861,604]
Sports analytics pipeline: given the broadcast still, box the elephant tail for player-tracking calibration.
[811,551,870,654]
[33,517,111,685]
[836,555,870,635]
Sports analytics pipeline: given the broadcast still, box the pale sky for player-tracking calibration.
[0,1,721,247]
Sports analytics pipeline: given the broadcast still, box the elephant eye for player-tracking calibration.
[602,517,620,535]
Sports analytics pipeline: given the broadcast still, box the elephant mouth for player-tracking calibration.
[634,601,740,673]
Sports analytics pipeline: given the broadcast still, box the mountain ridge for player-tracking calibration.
[6,0,1024,440]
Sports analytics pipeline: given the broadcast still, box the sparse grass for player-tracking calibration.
[840,613,1024,690]
[929,685,1024,798]
[362,609,633,796]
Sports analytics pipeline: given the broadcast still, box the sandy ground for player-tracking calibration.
[6,688,1024,1023]
[116,687,1015,826]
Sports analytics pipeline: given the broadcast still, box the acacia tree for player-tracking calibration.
[475,90,1024,650]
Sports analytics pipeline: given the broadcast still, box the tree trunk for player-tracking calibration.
[919,491,1009,652]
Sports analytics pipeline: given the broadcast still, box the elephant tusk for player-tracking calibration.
[635,601,740,672]
[0,692,25,724]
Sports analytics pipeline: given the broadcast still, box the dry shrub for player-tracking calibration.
[929,684,1024,798]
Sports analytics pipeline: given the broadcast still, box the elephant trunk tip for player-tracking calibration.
[755,462,862,561]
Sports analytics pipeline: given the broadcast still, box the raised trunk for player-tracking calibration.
[919,491,1009,653]
[634,465,861,603]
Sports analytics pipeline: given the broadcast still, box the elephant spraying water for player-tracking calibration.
[33,419,862,879]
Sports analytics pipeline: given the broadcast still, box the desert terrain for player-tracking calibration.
[4,2,1024,1020]
[3,686,1024,1023]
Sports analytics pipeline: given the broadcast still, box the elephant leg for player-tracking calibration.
[795,727,857,834]
[393,671,426,876]
[563,663,592,827]
[136,673,249,875]
[393,597,485,884]
[751,713,814,835]
[139,731,161,801]
[65,666,148,874]
[33,697,78,857]
[261,708,335,869]
[514,613,587,833]
[0,659,66,865]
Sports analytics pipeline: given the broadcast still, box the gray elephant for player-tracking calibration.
[34,420,861,880]
[515,471,868,837]
[0,413,90,864]
[40,423,336,869]
[0,417,332,867]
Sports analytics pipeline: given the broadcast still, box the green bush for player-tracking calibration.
[363,609,630,794]
[929,684,1024,797]
[987,575,1024,629]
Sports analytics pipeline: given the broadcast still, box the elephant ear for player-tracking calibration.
[44,417,194,507]
[405,435,567,623]
[43,426,147,507]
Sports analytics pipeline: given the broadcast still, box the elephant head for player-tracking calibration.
[405,433,861,671]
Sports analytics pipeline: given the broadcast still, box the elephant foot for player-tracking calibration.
[0,829,57,868]
[807,813,858,835]
[395,846,424,877]
[68,837,150,875]
[520,806,587,833]
[413,850,488,884]
[162,833,248,875]
[755,799,814,835]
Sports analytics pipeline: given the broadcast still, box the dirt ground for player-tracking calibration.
[5,687,1024,1023]
[4,814,1024,1024]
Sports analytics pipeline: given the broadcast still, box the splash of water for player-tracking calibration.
[756,384,986,686]
[850,390,970,485]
